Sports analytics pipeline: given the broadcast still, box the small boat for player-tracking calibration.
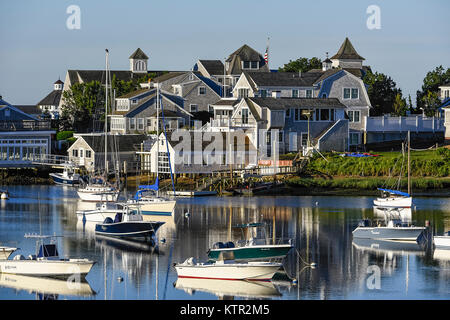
[0,234,95,278]
[434,231,450,248]
[207,222,293,262]
[128,180,176,217]
[77,179,119,202]
[94,206,165,240]
[0,247,18,260]
[352,218,425,241]
[373,131,413,209]
[174,257,282,281]
[77,202,123,222]
[0,190,9,200]
[373,189,412,208]
[49,167,81,186]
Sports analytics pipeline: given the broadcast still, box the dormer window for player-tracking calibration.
[242,61,259,70]
[131,99,138,104]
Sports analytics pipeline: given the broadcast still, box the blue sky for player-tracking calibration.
[0,0,448,105]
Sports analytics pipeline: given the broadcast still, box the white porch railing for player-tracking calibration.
[365,115,444,133]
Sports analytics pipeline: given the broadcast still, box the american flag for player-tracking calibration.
[264,46,269,65]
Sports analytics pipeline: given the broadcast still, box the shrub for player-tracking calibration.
[56,131,74,141]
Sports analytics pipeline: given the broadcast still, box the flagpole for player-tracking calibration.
[266,36,270,70]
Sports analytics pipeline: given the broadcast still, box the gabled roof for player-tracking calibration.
[330,37,365,60]
[196,74,222,96]
[117,87,152,99]
[151,72,188,83]
[66,70,167,86]
[248,97,346,110]
[226,44,269,75]
[78,134,147,153]
[14,105,42,116]
[37,90,62,106]
[197,60,224,76]
[129,48,149,60]
[54,79,64,85]
[0,98,39,121]
[244,71,323,87]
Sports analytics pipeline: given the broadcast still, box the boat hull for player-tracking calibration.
[208,245,293,261]
[434,236,450,248]
[373,196,412,208]
[352,226,425,241]
[95,221,164,239]
[0,259,95,278]
[138,200,176,217]
[174,262,282,281]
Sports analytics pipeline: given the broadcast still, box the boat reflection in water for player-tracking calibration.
[0,273,96,300]
[352,238,426,256]
[373,207,412,223]
[174,277,282,299]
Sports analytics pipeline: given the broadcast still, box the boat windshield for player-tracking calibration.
[37,244,59,258]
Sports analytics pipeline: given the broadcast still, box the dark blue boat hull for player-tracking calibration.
[95,221,164,239]
[50,174,79,185]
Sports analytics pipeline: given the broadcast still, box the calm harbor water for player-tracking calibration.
[0,185,449,300]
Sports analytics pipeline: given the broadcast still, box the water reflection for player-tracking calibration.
[174,278,282,299]
[0,273,96,300]
[0,186,449,300]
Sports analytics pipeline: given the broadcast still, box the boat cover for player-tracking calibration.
[134,178,159,200]
[377,188,410,197]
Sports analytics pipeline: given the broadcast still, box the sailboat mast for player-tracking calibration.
[105,49,109,177]
[156,85,160,197]
[407,130,411,195]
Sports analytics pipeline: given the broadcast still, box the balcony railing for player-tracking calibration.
[0,120,52,131]
[365,116,444,133]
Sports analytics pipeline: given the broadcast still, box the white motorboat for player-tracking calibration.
[0,247,18,260]
[77,202,122,222]
[49,167,81,186]
[128,193,176,217]
[434,231,450,248]
[174,257,282,281]
[0,234,95,278]
[352,219,425,241]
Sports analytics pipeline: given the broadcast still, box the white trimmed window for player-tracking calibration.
[190,104,198,112]
[198,87,206,95]
[292,89,299,98]
[350,133,360,145]
[130,118,136,130]
[348,110,361,122]
[138,118,144,130]
[238,88,249,98]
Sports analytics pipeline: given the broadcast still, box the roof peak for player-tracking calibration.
[129,48,149,60]
[331,37,365,61]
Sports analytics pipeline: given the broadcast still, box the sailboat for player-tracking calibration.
[373,131,413,209]
[77,49,120,202]
[128,85,176,217]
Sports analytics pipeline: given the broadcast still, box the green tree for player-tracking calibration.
[416,65,450,110]
[61,81,104,132]
[421,90,441,117]
[278,57,322,73]
[363,69,402,116]
[392,93,407,116]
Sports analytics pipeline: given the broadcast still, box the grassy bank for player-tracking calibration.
[304,148,450,178]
